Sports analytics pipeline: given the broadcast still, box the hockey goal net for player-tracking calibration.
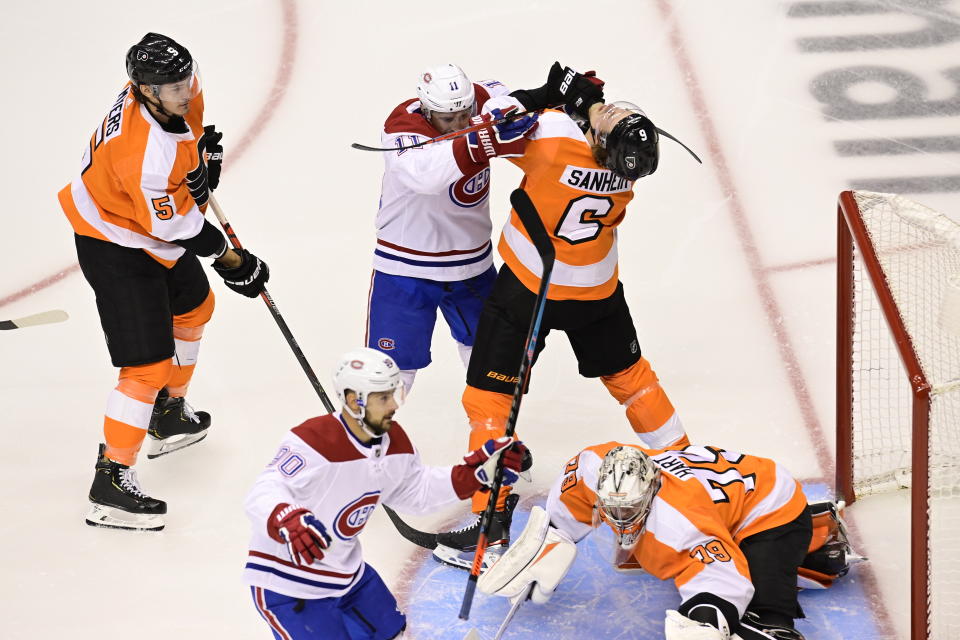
[836,190,960,640]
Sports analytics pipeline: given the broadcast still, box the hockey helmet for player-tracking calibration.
[126,32,200,102]
[332,347,403,420]
[592,102,660,181]
[595,446,661,550]
[416,64,475,117]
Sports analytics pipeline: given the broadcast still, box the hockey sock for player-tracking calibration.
[600,357,689,449]
[104,360,171,465]
[463,386,516,513]
[167,290,214,397]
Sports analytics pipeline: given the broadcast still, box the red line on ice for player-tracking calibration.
[653,1,893,636]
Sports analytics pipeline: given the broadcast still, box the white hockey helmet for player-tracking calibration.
[416,64,475,117]
[595,446,661,550]
[332,347,402,420]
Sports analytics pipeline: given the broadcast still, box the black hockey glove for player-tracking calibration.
[213,248,269,298]
[200,125,223,191]
[545,62,605,120]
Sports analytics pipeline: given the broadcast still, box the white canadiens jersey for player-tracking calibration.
[374,79,518,281]
[244,413,463,599]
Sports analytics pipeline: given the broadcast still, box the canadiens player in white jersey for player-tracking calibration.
[367,63,600,393]
[477,443,858,640]
[244,348,531,639]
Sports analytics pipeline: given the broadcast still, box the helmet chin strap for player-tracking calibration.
[343,397,383,439]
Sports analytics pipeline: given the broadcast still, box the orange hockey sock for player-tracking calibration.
[167,290,214,397]
[463,385,516,512]
[601,357,689,449]
[104,360,172,465]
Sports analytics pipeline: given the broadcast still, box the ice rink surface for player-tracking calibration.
[4,1,960,638]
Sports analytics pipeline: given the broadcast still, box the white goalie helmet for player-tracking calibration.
[332,347,403,420]
[416,63,475,117]
[595,446,661,551]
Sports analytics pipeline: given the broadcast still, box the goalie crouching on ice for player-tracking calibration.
[478,443,858,640]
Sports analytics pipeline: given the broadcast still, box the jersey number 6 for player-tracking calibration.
[554,195,614,244]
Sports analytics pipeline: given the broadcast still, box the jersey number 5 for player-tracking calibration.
[555,195,614,244]
[152,196,174,220]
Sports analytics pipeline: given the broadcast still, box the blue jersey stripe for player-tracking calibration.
[374,243,492,268]
[245,563,359,590]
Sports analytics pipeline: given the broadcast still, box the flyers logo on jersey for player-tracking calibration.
[449,166,490,208]
[334,491,381,540]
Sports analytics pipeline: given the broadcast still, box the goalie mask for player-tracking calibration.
[595,446,661,551]
[332,347,404,422]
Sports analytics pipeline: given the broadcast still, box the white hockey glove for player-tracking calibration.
[478,505,577,605]
[665,610,730,640]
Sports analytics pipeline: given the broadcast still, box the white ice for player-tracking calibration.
[4,1,960,638]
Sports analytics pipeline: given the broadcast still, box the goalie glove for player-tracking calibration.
[478,505,577,605]
[267,503,332,567]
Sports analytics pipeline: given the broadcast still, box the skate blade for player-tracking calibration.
[85,503,164,531]
[432,544,504,572]
[146,431,208,459]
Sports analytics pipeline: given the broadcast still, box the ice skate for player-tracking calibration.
[433,493,519,571]
[147,388,211,459]
[86,444,166,531]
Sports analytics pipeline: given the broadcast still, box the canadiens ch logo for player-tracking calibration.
[378,338,396,350]
[334,491,381,540]
[449,166,490,208]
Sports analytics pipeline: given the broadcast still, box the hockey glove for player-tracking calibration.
[267,503,332,567]
[213,248,270,298]
[463,107,539,164]
[186,125,223,209]
[200,125,223,191]
[463,437,531,490]
[545,62,605,120]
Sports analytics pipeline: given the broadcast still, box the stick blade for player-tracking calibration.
[0,309,69,330]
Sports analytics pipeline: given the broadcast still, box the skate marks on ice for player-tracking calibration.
[399,488,882,639]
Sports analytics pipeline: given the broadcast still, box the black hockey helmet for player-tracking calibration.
[126,32,193,88]
[602,110,660,181]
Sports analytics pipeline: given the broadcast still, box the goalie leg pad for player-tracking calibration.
[478,506,577,604]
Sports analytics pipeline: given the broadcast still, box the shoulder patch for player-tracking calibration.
[292,415,365,462]
[385,422,415,456]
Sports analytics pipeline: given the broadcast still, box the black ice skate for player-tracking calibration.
[86,444,166,531]
[433,493,519,572]
[146,388,211,459]
[739,611,806,640]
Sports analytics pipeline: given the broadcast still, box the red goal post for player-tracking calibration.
[836,190,960,640]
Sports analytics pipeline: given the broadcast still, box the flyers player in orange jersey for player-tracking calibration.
[479,443,838,640]
[59,33,270,531]
[432,64,696,568]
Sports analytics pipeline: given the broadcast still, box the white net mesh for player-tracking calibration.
[848,191,960,638]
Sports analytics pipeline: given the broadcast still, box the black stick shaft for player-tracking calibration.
[459,189,555,620]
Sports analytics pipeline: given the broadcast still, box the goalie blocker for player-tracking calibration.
[480,442,862,640]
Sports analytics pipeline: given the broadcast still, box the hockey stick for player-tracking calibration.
[461,581,532,640]
[459,189,555,620]
[0,309,69,330]
[382,504,438,549]
[208,195,336,413]
[350,107,549,153]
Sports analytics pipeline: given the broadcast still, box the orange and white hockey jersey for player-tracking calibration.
[488,106,635,301]
[58,83,214,267]
[546,442,807,618]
